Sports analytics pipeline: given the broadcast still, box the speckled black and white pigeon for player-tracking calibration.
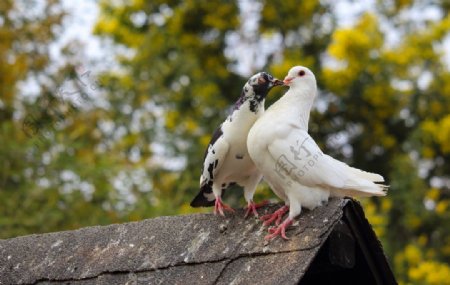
[190,72,283,217]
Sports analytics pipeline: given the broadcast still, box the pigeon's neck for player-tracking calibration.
[233,90,265,114]
[228,98,265,124]
[277,86,316,130]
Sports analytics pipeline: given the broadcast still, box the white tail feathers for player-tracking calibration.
[349,167,385,182]
[318,154,390,198]
[330,163,388,198]
[333,158,385,182]
[330,184,388,198]
[331,173,388,198]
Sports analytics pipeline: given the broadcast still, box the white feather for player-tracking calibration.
[248,66,388,221]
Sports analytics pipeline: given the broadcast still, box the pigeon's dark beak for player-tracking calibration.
[271,79,284,87]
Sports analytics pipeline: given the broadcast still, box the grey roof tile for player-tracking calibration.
[0,198,348,285]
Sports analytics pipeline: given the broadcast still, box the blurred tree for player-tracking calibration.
[94,0,242,212]
[320,3,450,284]
[1,0,131,237]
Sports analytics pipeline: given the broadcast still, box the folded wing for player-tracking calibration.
[267,125,387,197]
[191,130,230,207]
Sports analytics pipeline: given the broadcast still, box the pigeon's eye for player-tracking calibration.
[258,77,266,84]
[298,70,306,77]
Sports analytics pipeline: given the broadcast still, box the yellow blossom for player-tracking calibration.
[409,261,450,285]
[404,244,422,265]
[426,188,440,201]
[435,201,448,215]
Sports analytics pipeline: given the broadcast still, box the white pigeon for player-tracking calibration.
[191,72,283,217]
[247,66,388,240]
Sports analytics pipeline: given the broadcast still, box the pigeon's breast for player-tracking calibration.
[218,130,258,182]
[247,115,275,153]
[217,150,258,183]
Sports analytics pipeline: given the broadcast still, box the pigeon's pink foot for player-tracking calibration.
[214,197,235,216]
[260,205,289,226]
[265,218,293,240]
[244,200,269,218]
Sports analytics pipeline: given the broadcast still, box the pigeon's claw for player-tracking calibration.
[260,205,289,226]
[214,197,234,216]
[265,218,293,240]
[244,200,269,218]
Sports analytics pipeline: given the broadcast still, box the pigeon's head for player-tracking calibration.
[233,72,283,112]
[246,72,284,99]
[283,66,316,90]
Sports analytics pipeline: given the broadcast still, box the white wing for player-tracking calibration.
[267,124,387,197]
[200,135,229,187]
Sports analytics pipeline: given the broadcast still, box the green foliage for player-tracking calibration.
[1,1,143,237]
[1,1,449,283]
